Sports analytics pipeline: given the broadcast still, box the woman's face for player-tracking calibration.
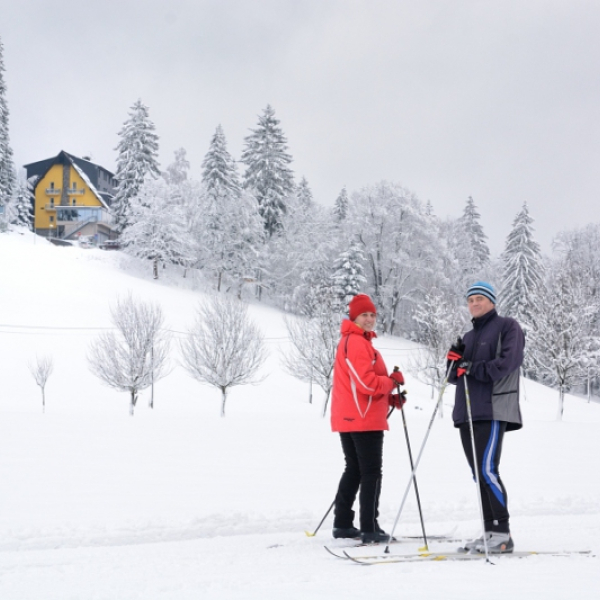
[354,312,376,332]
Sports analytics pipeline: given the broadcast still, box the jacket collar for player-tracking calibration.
[340,318,378,341]
[471,308,498,330]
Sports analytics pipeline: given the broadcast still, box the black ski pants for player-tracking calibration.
[334,430,384,533]
[459,420,510,534]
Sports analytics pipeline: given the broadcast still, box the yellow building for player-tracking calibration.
[24,151,117,243]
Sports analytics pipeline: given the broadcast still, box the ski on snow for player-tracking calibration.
[325,531,460,552]
[324,547,592,564]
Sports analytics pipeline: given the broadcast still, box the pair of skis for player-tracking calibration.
[325,546,592,564]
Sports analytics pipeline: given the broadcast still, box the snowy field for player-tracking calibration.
[1,227,599,600]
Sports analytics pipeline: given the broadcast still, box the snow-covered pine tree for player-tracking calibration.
[241,105,294,237]
[202,125,240,198]
[499,203,544,338]
[333,186,349,222]
[200,125,263,294]
[0,37,16,225]
[12,176,34,229]
[295,176,314,212]
[163,148,190,185]
[331,239,367,310]
[112,99,161,233]
[454,196,491,286]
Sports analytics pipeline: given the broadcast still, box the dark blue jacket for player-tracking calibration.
[450,309,525,431]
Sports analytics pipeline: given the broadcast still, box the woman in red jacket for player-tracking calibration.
[330,294,405,544]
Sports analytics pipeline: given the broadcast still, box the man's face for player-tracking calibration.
[467,294,495,318]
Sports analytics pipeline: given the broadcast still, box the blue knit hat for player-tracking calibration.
[466,281,496,304]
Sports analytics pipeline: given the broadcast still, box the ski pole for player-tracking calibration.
[393,367,429,551]
[304,498,336,537]
[463,375,492,564]
[384,361,454,554]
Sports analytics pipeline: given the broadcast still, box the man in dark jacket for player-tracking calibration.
[447,281,525,554]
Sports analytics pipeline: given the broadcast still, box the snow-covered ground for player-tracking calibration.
[1,227,599,599]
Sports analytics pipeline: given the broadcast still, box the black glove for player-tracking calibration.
[446,337,465,362]
[456,360,472,377]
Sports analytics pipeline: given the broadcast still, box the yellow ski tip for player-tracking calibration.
[304,531,316,537]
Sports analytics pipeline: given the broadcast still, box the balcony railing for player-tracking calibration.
[68,189,86,195]
[45,204,57,211]
[46,188,61,195]
[55,206,114,226]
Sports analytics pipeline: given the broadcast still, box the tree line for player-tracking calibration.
[107,98,600,418]
[1,33,599,417]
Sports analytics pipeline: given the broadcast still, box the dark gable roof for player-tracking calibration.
[23,151,117,192]
[23,151,116,210]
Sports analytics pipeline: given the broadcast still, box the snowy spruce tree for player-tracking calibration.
[0,37,16,225]
[295,176,314,212]
[12,176,34,229]
[499,203,544,338]
[113,99,161,233]
[331,239,367,310]
[454,196,491,286]
[241,105,294,237]
[200,125,263,294]
[333,186,349,222]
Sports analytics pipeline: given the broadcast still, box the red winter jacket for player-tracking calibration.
[330,319,395,432]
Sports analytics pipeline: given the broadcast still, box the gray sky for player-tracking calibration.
[2,0,599,254]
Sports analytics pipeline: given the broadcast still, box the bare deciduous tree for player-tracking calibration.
[29,355,54,413]
[88,295,171,415]
[281,308,341,417]
[180,295,267,417]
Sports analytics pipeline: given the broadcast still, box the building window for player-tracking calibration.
[50,182,55,189]
[72,199,77,205]
[50,198,54,207]
[49,216,54,223]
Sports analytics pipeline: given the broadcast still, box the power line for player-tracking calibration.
[0,322,290,342]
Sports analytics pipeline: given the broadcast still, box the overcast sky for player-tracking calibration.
[2,0,599,254]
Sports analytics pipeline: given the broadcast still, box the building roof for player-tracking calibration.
[23,151,117,209]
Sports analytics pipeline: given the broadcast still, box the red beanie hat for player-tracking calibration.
[348,294,377,321]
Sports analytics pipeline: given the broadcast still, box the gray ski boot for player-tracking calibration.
[475,532,514,554]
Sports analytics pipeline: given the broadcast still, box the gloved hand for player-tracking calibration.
[388,392,407,409]
[456,360,472,377]
[447,338,465,362]
[389,370,405,386]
